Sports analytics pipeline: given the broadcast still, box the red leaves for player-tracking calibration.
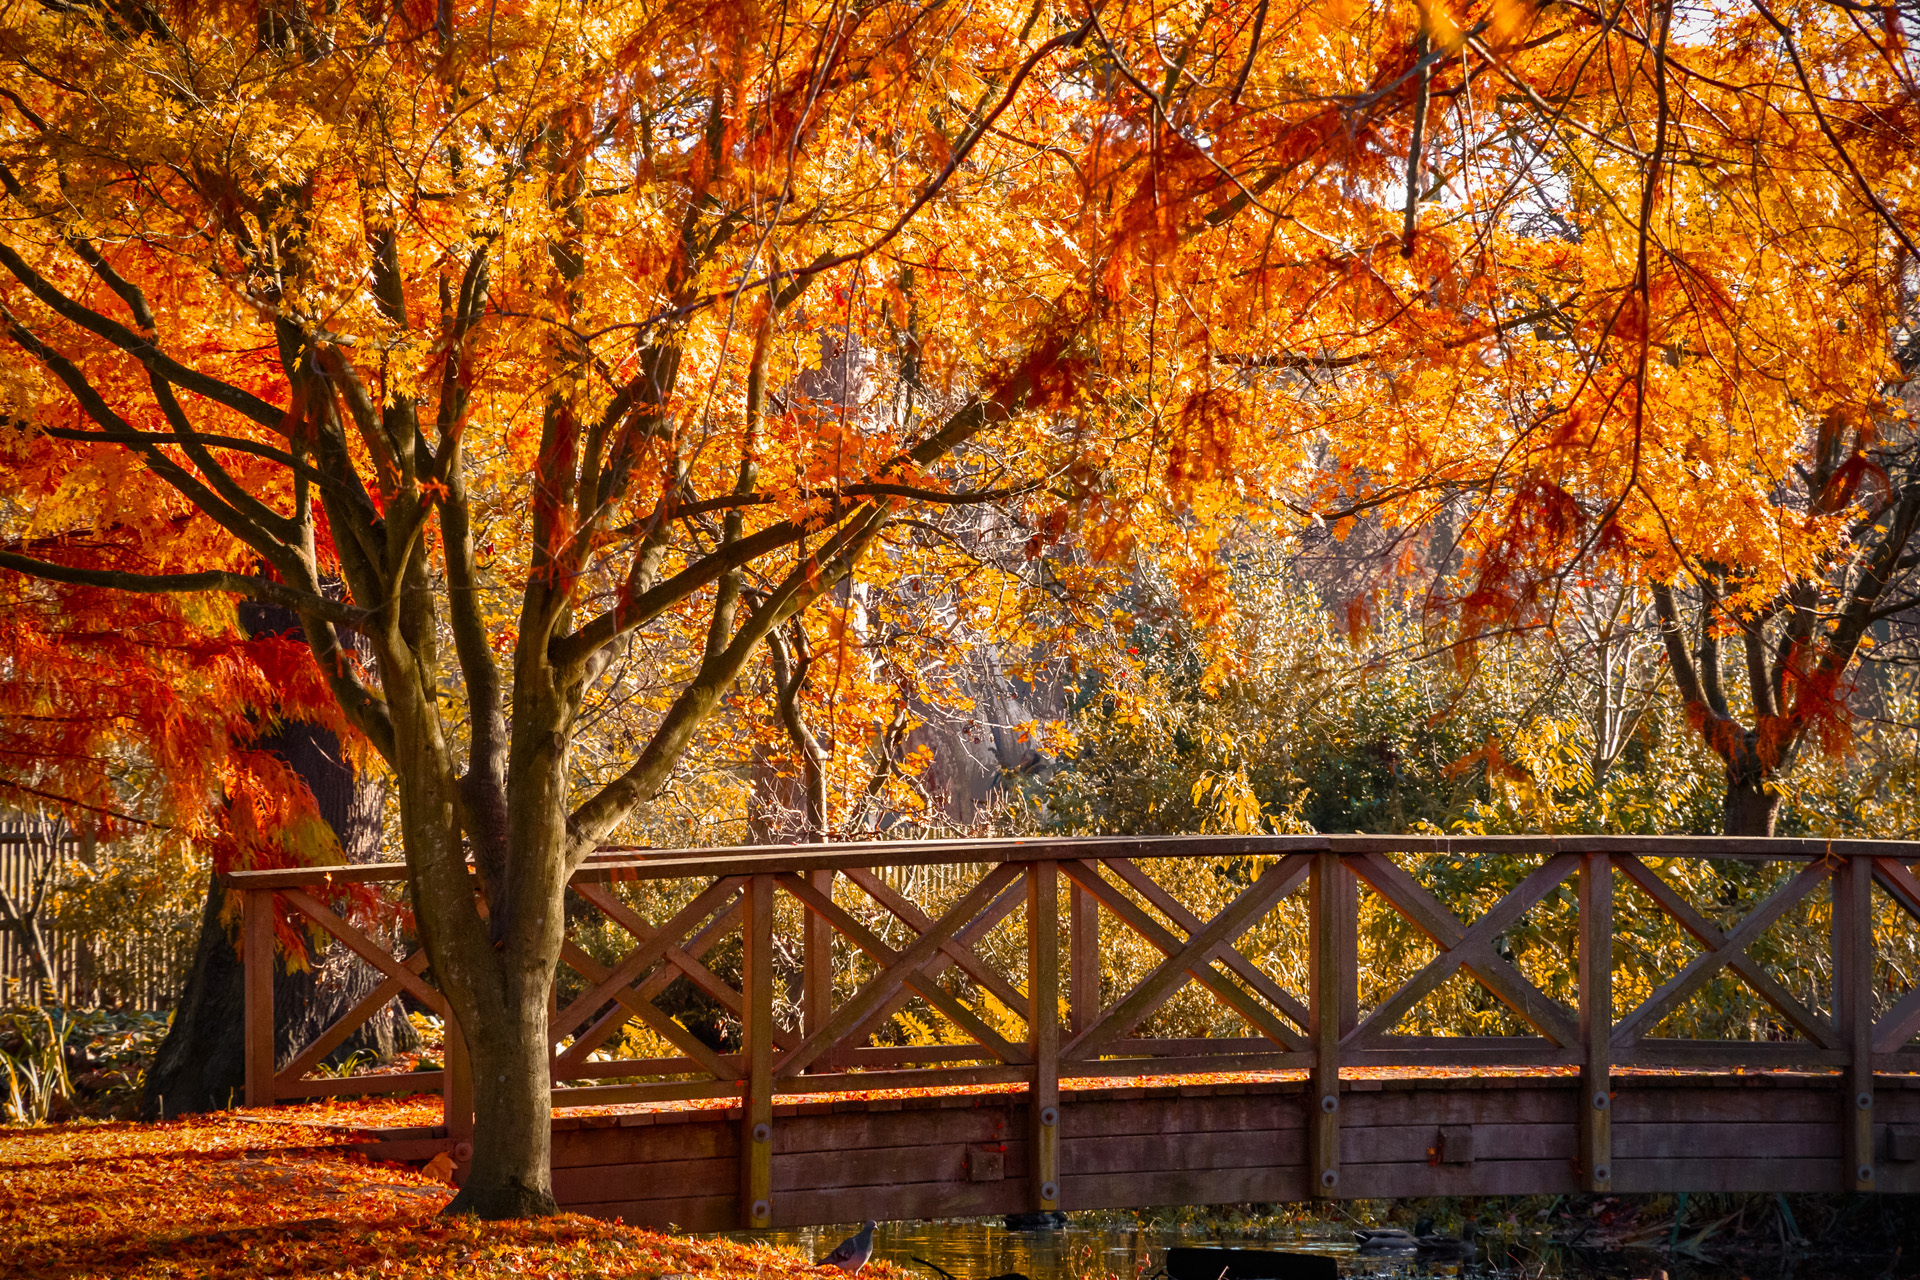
[1166,388,1243,505]
[0,579,350,852]
[1453,473,1587,638]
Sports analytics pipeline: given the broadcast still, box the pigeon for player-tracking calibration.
[821,1221,878,1274]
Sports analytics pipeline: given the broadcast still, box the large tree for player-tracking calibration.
[0,0,1214,1214]
[140,602,416,1119]
[2,0,1911,1217]
[1649,404,1920,836]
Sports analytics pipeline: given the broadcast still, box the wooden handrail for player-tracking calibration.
[221,832,1920,889]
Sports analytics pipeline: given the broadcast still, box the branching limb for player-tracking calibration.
[0,549,363,624]
[1740,604,1779,720]
[0,242,285,430]
[553,505,859,668]
[1229,0,1271,104]
[767,617,828,838]
[564,501,892,861]
[1401,30,1431,257]
[1747,0,1920,261]
[1,306,296,563]
[1651,579,1711,716]
[1696,578,1731,720]
[556,325,1072,671]
[28,423,353,499]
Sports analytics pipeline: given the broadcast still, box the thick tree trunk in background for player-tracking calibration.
[139,607,414,1118]
[1724,772,1781,837]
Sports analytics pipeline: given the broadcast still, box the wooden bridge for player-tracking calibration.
[226,834,1920,1229]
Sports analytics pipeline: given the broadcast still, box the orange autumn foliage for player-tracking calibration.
[0,1105,911,1279]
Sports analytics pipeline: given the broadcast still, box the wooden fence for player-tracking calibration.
[0,818,195,1009]
[227,833,1920,1219]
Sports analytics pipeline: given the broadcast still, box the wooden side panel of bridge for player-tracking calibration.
[544,1074,1920,1229]
[227,834,1920,1228]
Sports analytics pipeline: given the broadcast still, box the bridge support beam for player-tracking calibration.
[243,887,274,1108]
[1308,853,1349,1197]
[1029,861,1061,1212]
[804,869,834,1059]
[1836,856,1875,1192]
[1578,852,1612,1192]
[741,874,775,1228]
[444,1013,473,1180]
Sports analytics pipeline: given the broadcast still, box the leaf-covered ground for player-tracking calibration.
[0,1103,892,1280]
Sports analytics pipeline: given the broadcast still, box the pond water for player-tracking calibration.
[726,1218,1616,1280]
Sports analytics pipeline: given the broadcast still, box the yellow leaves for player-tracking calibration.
[0,0,1908,880]
[1192,766,1268,835]
[1406,0,1465,52]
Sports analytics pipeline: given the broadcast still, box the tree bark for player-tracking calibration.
[452,974,558,1216]
[1723,766,1780,837]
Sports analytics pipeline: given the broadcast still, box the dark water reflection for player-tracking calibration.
[729,1220,1542,1280]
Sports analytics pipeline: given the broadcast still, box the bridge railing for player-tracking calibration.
[226,833,1920,1217]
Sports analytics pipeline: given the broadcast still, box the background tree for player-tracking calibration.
[1649,408,1920,834]
[140,602,415,1119]
[1217,0,1920,833]
[0,567,409,1108]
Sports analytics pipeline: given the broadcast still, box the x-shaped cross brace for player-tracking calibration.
[773,862,1026,1077]
[1061,854,1313,1061]
[1611,855,1841,1051]
[1343,853,1581,1050]
[548,877,751,1081]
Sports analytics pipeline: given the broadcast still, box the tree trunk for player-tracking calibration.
[1723,769,1781,837]
[139,608,413,1118]
[451,981,558,1216]
[437,688,570,1217]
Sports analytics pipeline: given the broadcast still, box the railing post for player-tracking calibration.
[242,888,275,1108]
[741,874,776,1227]
[1836,853,1875,1191]
[442,1009,474,1162]
[804,870,833,1066]
[1069,878,1098,1035]
[1028,860,1061,1212]
[1308,851,1343,1197]
[1578,852,1613,1192]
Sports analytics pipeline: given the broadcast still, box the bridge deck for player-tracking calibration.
[231,834,1920,1226]
[348,1071,1920,1227]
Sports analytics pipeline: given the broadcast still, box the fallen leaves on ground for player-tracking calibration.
[0,1109,900,1280]
[229,1064,1821,1137]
